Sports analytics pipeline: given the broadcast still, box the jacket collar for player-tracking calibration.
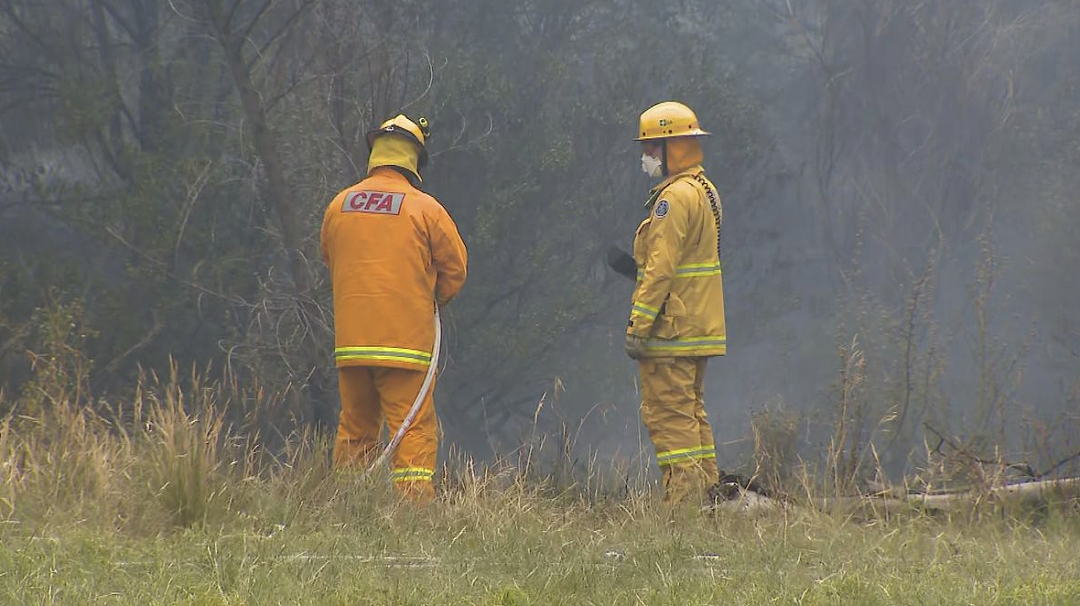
[369,165,416,187]
[651,164,704,194]
[645,164,704,209]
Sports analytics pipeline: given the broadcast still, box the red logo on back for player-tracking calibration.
[343,191,405,215]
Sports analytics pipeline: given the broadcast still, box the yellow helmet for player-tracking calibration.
[366,114,431,168]
[634,101,710,141]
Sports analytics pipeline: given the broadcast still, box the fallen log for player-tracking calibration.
[708,477,1080,516]
[905,476,1080,509]
[812,477,1080,515]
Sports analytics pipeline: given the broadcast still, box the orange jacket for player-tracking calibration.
[321,167,467,370]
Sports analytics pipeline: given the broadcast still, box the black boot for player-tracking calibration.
[708,471,772,503]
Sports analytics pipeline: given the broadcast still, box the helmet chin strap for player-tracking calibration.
[661,140,669,176]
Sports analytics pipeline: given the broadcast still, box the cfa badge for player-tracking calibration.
[654,199,669,218]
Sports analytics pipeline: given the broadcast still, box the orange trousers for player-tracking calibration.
[639,357,719,503]
[333,365,438,502]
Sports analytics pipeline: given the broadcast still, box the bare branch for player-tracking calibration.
[238,0,273,41]
[105,226,252,308]
[248,0,315,71]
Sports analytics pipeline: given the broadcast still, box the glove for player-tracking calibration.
[624,333,647,360]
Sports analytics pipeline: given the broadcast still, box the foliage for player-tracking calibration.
[1,0,1079,476]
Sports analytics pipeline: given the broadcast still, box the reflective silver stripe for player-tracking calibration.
[637,262,721,281]
[656,446,700,466]
[691,445,716,460]
[657,445,717,466]
[675,262,721,277]
[631,302,659,319]
[645,337,727,350]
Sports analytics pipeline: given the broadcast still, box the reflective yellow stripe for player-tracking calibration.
[391,467,434,482]
[675,262,722,277]
[336,355,430,365]
[637,262,722,281]
[645,337,727,351]
[657,445,717,466]
[631,301,659,319]
[656,446,699,465]
[335,346,432,365]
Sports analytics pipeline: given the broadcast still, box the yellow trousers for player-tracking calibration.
[639,357,719,503]
[333,366,437,502]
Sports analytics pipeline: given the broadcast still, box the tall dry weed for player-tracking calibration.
[140,365,232,527]
[751,404,800,495]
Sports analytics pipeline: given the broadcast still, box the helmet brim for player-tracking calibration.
[634,128,711,142]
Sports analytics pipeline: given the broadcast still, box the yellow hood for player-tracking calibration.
[368,135,422,182]
[665,136,704,175]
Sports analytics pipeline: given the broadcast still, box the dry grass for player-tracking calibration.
[0,372,1078,605]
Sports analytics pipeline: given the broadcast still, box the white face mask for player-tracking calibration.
[641,153,663,178]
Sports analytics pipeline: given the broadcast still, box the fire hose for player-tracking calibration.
[367,303,441,473]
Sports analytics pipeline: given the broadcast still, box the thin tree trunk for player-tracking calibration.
[206,2,334,430]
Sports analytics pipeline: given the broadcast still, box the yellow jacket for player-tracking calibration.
[321,167,468,369]
[627,164,727,357]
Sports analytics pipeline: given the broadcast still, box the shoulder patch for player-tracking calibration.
[654,199,670,219]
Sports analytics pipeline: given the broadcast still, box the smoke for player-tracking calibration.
[1,0,1077,482]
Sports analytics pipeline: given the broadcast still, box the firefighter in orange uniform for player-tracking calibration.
[625,102,727,504]
[320,114,467,501]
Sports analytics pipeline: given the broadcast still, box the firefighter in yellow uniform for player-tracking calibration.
[625,101,726,504]
[321,114,468,502]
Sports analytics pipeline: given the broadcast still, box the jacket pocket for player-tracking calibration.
[653,293,686,340]
[632,218,651,263]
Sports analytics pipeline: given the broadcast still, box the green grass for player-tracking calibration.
[1,387,1079,605]
[2,489,1079,605]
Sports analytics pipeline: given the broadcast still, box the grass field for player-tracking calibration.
[2,393,1079,605]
